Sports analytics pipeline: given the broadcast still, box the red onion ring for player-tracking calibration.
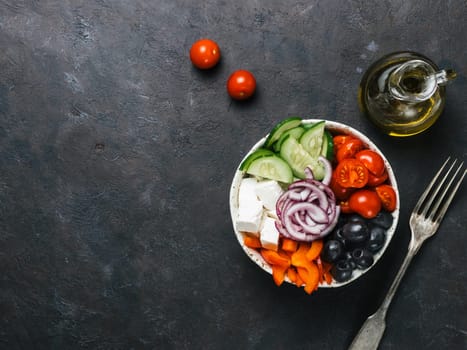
[275,163,338,242]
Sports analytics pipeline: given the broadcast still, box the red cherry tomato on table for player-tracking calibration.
[190,39,221,69]
[375,184,397,212]
[349,189,382,219]
[227,70,256,100]
[355,150,385,176]
[334,158,369,188]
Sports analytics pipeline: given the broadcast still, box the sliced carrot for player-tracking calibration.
[272,264,288,286]
[321,260,334,285]
[243,235,262,249]
[295,273,304,287]
[287,266,298,284]
[306,239,323,261]
[260,249,290,268]
[303,262,320,294]
[291,242,311,267]
[281,238,298,252]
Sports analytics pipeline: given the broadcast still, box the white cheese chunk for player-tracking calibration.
[238,177,259,203]
[255,180,284,211]
[236,178,264,235]
[260,216,280,251]
[236,200,264,235]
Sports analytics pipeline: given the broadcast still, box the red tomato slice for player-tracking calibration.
[339,200,353,214]
[336,138,365,162]
[330,172,355,200]
[349,189,382,219]
[333,135,355,150]
[355,150,385,176]
[375,184,397,212]
[334,159,369,188]
[367,169,389,187]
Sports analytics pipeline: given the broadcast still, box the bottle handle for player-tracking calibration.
[388,60,456,102]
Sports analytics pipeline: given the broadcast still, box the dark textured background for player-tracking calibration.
[1,1,466,349]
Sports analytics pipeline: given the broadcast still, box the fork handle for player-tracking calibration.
[348,247,418,350]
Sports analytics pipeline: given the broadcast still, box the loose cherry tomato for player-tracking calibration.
[227,70,256,100]
[330,171,355,200]
[336,138,365,162]
[190,39,221,69]
[375,184,397,212]
[367,169,389,187]
[334,158,369,188]
[349,189,382,219]
[355,150,385,176]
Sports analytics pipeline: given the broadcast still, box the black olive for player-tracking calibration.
[370,211,394,229]
[367,225,387,253]
[351,248,374,269]
[344,251,357,269]
[322,240,344,263]
[346,214,367,224]
[342,221,370,248]
[331,259,354,282]
[331,226,347,246]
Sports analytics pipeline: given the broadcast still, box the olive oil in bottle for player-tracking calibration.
[358,52,456,137]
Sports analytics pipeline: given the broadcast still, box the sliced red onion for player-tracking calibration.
[318,156,333,186]
[274,172,339,242]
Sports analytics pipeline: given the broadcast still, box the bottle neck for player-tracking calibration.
[388,60,456,103]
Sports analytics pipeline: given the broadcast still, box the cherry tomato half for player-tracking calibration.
[355,150,385,176]
[330,172,355,200]
[227,70,256,100]
[349,189,382,219]
[333,135,355,151]
[367,169,388,187]
[375,184,397,212]
[339,200,353,214]
[190,39,221,69]
[334,158,369,188]
[336,138,365,163]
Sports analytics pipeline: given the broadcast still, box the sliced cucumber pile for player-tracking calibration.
[241,118,334,183]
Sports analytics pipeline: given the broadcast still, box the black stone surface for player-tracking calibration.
[1,1,466,349]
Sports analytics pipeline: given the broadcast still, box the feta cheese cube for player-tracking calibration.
[236,199,264,235]
[238,177,259,203]
[260,217,280,251]
[255,180,284,211]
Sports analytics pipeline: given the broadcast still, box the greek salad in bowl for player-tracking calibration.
[229,118,399,294]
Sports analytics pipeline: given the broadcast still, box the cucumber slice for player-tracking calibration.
[299,121,326,158]
[263,117,302,149]
[320,130,334,160]
[273,126,306,152]
[245,154,293,183]
[279,136,325,180]
[239,148,275,171]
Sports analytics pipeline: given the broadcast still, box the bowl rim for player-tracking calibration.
[229,119,400,288]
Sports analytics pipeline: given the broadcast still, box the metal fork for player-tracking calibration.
[348,157,466,350]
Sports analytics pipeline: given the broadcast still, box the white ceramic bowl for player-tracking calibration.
[229,119,400,288]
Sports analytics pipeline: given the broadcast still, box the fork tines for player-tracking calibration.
[413,157,466,223]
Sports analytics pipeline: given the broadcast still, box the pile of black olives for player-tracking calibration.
[322,211,394,283]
